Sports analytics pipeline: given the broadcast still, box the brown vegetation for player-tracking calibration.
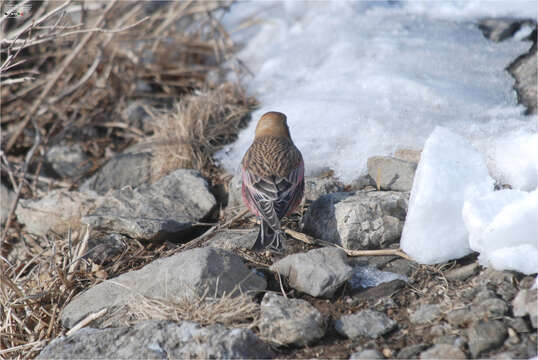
[1,1,255,358]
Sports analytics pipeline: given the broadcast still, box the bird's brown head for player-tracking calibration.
[254,111,291,139]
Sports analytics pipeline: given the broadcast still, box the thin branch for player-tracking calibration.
[0,0,33,27]
[1,116,42,245]
[4,16,150,51]
[3,1,71,39]
[0,150,19,190]
[284,228,413,261]
[65,308,107,336]
[48,48,103,103]
[0,340,47,356]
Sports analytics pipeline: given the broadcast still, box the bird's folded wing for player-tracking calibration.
[242,160,304,229]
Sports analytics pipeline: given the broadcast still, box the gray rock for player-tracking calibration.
[445,262,480,282]
[505,317,530,333]
[1,183,14,224]
[512,288,537,328]
[352,254,396,269]
[508,28,537,115]
[83,169,216,240]
[81,144,153,195]
[478,18,528,42]
[349,349,383,359]
[393,148,421,164]
[493,352,517,360]
[259,293,326,346]
[409,304,441,324]
[419,344,466,359]
[474,269,518,301]
[519,276,537,290]
[475,268,515,287]
[61,247,266,329]
[397,343,428,359]
[226,174,243,212]
[209,229,258,250]
[349,174,375,191]
[474,289,498,302]
[269,247,353,298]
[16,190,98,236]
[37,320,273,359]
[367,156,417,192]
[351,279,406,304]
[381,258,415,277]
[85,232,126,264]
[467,320,507,358]
[304,177,344,201]
[121,100,153,133]
[45,144,92,179]
[349,265,408,290]
[303,191,409,250]
[432,335,461,345]
[446,298,508,326]
[496,281,519,302]
[430,323,452,337]
[334,309,396,339]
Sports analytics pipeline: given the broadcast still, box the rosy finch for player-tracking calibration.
[241,111,304,251]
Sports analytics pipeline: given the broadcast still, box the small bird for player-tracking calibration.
[241,111,304,251]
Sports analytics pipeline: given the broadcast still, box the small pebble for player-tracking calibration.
[382,348,393,358]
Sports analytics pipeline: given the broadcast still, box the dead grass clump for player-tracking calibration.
[0,226,169,358]
[150,83,256,181]
[0,1,258,357]
[129,287,260,328]
[1,0,241,211]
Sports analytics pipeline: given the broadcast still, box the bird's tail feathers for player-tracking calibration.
[253,220,285,252]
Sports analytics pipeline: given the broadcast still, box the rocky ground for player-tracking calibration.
[6,147,538,359]
[1,6,537,360]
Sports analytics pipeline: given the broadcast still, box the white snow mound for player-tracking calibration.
[401,126,494,264]
[463,189,538,275]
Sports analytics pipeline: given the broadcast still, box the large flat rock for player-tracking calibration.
[270,247,353,298]
[38,320,273,359]
[15,190,98,236]
[259,293,326,346]
[83,169,216,240]
[61,247,266,329]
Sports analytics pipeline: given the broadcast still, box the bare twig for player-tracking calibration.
[66,226,90,282]
[48,49,103,103]
[0,150,19,190]
[0,340,47,356]
[1,116,41,245]
[0,0,33,27]
[284,228,413,261]
[226,208,249,228]
[2,1,71,40]
[276,271,288,299]
[5,16,150,51]
[65,308,107,336]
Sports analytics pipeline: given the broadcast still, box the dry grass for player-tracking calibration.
[0,226,169,358]
[1,0,241,188]
[128,286,260,328]
[150,83,256,181]
[1,1,257,358]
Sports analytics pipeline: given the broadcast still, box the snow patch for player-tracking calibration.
[463,189,538,275]
[216,1,536,187]
[400,127,494,264]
